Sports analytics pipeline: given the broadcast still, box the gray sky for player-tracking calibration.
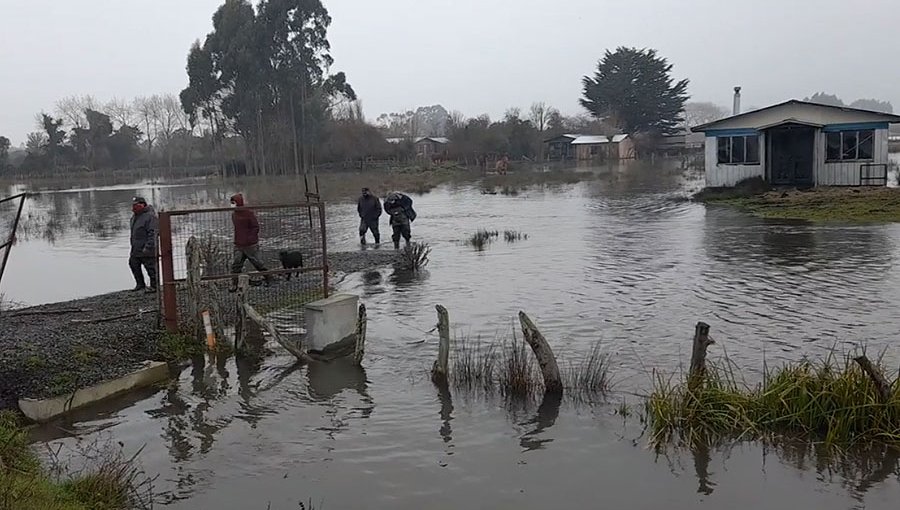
[2,0,898,145]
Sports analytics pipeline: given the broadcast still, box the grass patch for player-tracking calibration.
[157,332,203,362]
[254,288,325,315]
[396,242,431,272]
[648,352,900,448]
[467,229,498,251]
[0,412,155,509]
[449,333,610,399]
[503,230,528,243]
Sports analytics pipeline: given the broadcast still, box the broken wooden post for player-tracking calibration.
[243,303,309,363]
[518,311,562,395]
[689,322,714,389]
[353,303,367,366]
[185,236,203,337]
[854,355,892,402]
[234,275,250,353]
[431,305,450,386]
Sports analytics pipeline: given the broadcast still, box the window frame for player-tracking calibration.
[825,129,876,162]
[716,134,760,165]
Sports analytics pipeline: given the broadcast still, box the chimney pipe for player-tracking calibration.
[733,87,742,116]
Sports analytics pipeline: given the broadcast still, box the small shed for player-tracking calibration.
[544,134,581,160]
[414,137,450,158]
[570,134,635,161]
[693,100,900,187]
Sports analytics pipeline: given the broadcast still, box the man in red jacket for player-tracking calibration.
[229,193,270,290]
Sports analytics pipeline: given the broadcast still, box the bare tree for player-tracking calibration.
[105,97,136,129]
[133,96,159,171]
[529,102,558,132]
[152,94,181,170]
[683,102,729,128]
[55,95,97,130]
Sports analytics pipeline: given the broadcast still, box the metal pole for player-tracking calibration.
[318,201,329,298]
[158,212,179,332]
[0,193,27,289]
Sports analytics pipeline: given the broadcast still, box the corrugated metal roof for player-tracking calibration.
[692,100,900,132]
[570,134,629,145]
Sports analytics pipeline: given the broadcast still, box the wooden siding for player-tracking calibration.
[704,134,766,187]
[814,129,889,186]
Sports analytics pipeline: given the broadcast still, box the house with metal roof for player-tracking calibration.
[692,100,900,187]
[570,134,634,161]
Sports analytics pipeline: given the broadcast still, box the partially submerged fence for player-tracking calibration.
[0,193,26,290]
[158,201,329,335]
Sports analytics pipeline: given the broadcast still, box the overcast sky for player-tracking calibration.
[2,0,898,145]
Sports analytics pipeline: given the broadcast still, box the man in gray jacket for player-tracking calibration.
[357,187,382,245]
[129,196,159,292]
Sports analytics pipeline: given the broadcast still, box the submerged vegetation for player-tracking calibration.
[0,411,154,509]
[648,352,900,448]
[467,229,499,251]
[396,242,431,272]
[695,177,900,222]
[450,333,610,398]
[503,230,528,243]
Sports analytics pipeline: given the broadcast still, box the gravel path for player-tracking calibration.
[0,250,399,410]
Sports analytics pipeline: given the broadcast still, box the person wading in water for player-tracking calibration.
[357,187,382,245]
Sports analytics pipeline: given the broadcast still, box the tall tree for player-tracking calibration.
[0,136,10,172]
[804,92,844,107]
[581,47,689,135]
[683,102,729,127]
[850,98,893,114]
[39,114,66,170]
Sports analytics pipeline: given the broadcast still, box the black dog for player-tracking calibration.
[278,250,304,280]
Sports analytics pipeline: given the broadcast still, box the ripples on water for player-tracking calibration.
[10,167,900,508]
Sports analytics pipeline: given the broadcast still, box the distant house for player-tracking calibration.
[570,134,635,161]
[692,100,900,187]
[544,134,581,160]
[414,137,450,158]
[658,131,705,156]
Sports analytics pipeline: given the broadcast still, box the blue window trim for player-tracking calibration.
[705,128,758,137]
[822,122,888,132]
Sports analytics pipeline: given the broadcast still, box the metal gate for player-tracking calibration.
[158,201,329,333]
[0,193,26,291]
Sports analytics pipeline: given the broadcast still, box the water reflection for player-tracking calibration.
[518,391,562,452]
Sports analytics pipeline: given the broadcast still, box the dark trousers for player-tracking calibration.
[231,245,268,274]
[391,224,411,248]
[359,218,380,243]
[129,256,157,289]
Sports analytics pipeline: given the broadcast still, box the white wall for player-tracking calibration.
[704,133,766,187]
[815,129,889,186]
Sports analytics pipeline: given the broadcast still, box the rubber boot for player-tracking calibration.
[360,235,367,245]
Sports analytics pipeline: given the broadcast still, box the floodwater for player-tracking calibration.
[6,165,900,509]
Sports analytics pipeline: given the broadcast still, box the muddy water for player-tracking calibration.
[7,167,900,508]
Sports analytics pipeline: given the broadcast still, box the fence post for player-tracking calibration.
[689,322,714,389]
[158,212,178,333]
[235,275,250,353]
[431,305,450,386]
[518,311,562,394]
[354,303,367,366]
[318,201,330,298]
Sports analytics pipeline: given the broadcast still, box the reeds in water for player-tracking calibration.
[503,230,528,243]
[648,351,900,448]
[397,242,431,271]
[468,229,498,251]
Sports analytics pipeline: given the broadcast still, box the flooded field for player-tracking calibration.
[5,165,900,508]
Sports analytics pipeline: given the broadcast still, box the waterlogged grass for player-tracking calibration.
[696,178,900,222]
[467,229,498,251]
[157,332,203,361]
[648,353,900,448]
[0,411,153,510]
[450,334,610,398]
[503,230,528,243]
[396,242,430,271]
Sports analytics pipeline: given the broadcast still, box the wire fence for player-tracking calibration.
[158,201,328,335]
[0,193,26,291]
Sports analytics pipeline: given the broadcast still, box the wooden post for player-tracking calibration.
[689,322,714,389]
[234,275,250,353]
[243,303,309,363]
[186,236,202,337]
[854,355,892,402]
[518,311,562,395]
[353,303,367,366]
[158,212,178,333]
[431,305,450,386]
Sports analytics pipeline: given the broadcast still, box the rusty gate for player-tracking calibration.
[158,201,329,333]
[0,192,26,291]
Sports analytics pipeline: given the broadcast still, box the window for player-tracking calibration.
[825,129,875,161]
[590,145,599,155]
[716,135,759,164]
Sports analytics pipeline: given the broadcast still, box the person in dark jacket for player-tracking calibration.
[384,192,415,249]
[357,187,382,245]
[129,196,159,292]
[229,193,269,289]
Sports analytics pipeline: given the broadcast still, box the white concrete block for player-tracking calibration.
[305,293,359,352]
